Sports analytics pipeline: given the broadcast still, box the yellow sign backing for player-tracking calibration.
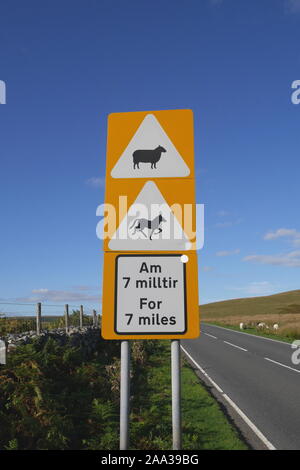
[101,109,200,339]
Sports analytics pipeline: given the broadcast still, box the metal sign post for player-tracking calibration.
[171,340,182,450]
[120,340,130,450]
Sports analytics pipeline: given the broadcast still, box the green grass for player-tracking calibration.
[206,321,294,344]
[181,362,247,449]
[133,341,248,450]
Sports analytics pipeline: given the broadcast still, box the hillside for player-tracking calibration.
[201,290,300,319]
[200,290,300,339]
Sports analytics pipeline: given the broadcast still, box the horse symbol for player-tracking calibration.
[129,213,167,240]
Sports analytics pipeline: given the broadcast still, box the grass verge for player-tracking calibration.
[205,321,296,343]
[181,359,248,449]
[132,341,248,450]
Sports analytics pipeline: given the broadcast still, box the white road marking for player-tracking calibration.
[222,393,276,450]
[264,357,300,374]
[204,333,218,339]
[223,341,248,352]
[181,345,276,451]
[181,347,224,393]
[205,323,291,346]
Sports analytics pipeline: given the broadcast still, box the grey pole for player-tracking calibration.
[171,339,182,450]
[93,309,97,327]
[120,340,130,450]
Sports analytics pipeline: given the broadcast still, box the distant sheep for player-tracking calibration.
[273,323,279,330]
[239,322,244,330]
[133,145,166,169]
[257,322,266,329]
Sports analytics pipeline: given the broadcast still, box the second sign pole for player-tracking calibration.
[120,340,130,450]
[171,339,182,450]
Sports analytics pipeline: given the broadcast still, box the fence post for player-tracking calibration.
[93,309,97,327]
[36,302,41,335]
[65,304,69,333]
[80,305,84,328]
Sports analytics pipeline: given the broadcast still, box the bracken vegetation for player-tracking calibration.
[0,334,121,450]
[0,334,246,450]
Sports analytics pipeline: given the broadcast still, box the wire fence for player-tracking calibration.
[0,302,100,337]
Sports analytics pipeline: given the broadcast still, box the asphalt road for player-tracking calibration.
[182,323,300,450]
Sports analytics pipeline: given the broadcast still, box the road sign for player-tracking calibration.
[111,114,190,178]
[102,252,199,339]
[101,109,199,340]
[104,178,196,252]
[116,255,186,334]
[101,109,200,451]
[108,181,192,251]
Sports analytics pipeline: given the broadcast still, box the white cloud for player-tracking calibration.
[231,281,275,296]
[243,250,300,267]
[264,228,300,247]
[264,228,300,240]
[17,288,101,303]
[85,177,105,188]
[286,0,300,13]
[216,249,240,257]
[71,285,96,291]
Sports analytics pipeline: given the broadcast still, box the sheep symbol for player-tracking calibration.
[132,145,166,169]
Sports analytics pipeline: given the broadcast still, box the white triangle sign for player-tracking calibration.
[109,181,192,251]
[111,114,190,179]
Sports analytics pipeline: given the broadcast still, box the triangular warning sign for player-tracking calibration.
[111,114,190,179]
[109,181,192,251]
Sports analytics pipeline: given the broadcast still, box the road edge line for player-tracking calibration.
[181,345,276,451]
[204,323,291,346]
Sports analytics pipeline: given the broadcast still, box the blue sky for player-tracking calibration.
[0,0,300,315]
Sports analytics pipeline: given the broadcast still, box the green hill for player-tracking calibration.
[201,289,300,320]
[200,290,300,341]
